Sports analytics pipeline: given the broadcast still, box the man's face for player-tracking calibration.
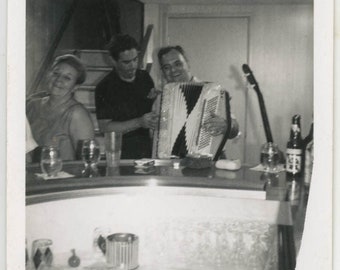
[160,49,192,83]
[115,48,138,82]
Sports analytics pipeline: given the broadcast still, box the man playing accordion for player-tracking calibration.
[155,45,239,158]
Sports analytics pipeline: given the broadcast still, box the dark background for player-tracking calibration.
[26,0,144,95]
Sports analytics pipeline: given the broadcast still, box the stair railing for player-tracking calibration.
[28,0,80,95]
[138,24,154,70]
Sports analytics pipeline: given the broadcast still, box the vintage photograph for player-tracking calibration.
[17,0,332,269]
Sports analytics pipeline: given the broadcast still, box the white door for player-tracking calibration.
[167,16,249,162]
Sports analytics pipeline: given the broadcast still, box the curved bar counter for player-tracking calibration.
[26,160,287,201]
[26,160,302,270]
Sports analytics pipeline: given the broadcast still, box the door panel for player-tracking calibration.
[167,16,249,161]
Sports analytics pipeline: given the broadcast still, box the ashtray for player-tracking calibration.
[181,154,213,169]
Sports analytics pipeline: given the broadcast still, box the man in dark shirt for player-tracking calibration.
[95,34,158,159]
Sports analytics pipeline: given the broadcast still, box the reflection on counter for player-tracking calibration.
[26,160,283,197]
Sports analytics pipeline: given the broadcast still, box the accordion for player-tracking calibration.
[154,82,230,159]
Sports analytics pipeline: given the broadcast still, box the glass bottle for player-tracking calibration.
[286,115,303,178]
[303,123,314,188]
[303,123,313,148]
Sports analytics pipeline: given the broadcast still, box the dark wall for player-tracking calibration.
[59,0,143,50]
[26,0,74,94]
[26,0,144,95]
[118,0,144,44]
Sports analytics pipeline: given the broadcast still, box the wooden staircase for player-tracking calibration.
[72,50,113,111]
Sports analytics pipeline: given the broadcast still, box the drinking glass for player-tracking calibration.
[92,227,111,261]
[31,239,53,269]
[104,132,122,167]
[260,142,279,173]
[81,139,100,177]
[40,146,62,177]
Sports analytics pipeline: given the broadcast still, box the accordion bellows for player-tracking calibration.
[155,82,228,159]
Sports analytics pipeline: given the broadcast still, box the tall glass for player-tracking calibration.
[104,132,122,167]
[40,146,62,177]
[81,139,100,177]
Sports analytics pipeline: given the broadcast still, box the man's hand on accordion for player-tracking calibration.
[139,112,159,130]
[147,88,162,99]
[203,113,228,136]
[203,113,239,139]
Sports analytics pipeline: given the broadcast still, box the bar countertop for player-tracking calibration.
[26,159,309,269]
[26,159,288,201]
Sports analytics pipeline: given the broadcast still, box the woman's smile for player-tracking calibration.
[48,63,79,97]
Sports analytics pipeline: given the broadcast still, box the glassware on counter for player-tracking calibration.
[260,142,279,173]
[30,239,53,270]
[40,146,62,177]
[104,132,122,167]
[81,139,100,177]
[92,227,111,261]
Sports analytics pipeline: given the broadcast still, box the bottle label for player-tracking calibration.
[286,148,302,155]
[286,148,302,174]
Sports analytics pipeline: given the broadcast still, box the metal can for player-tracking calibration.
[106,233,139,270]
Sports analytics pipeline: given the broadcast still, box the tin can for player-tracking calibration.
[106,233,139,270]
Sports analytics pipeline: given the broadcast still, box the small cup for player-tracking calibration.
[105,132,122,167]
[260,142,279,173]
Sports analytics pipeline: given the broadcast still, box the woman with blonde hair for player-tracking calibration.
[27,54,95,161]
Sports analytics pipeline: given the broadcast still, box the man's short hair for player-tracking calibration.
[107,34,140,61]
[52,54,87,84]
[157,45,189,65]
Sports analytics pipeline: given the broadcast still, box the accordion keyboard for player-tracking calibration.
[197,95,219,150]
